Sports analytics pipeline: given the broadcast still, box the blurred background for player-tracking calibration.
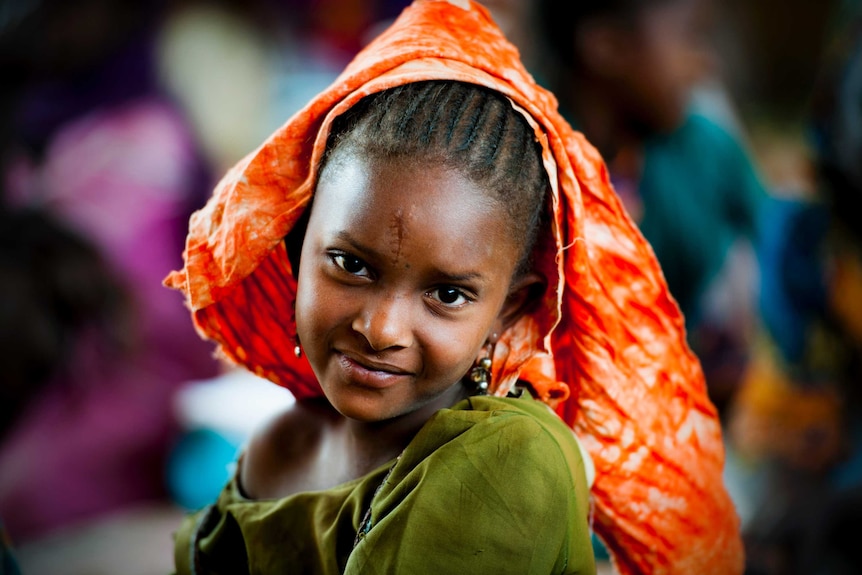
[1,0,860,573]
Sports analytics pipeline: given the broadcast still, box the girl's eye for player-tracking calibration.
[429,286,470,307]
[332,254,369,276]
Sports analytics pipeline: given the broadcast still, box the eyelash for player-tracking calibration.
[328,251,475,309]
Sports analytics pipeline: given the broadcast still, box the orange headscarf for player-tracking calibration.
[165,1,742,572]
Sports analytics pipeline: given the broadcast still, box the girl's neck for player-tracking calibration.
[337,382,472,471]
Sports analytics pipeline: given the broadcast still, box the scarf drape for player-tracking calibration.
[165,1,742,572]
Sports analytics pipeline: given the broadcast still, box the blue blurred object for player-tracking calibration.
[1,519,21,575]
[167,428,242,511]
[591,532,610,560]
[758,195,830,365]
[167,370,295,511]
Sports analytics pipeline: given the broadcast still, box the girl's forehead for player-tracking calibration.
[311,152,521,269]
[319,146,500,207]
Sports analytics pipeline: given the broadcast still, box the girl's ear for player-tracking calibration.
[493,272,546,335]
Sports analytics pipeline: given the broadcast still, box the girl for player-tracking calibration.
[167,1,742,573]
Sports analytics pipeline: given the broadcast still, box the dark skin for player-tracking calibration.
[240,387,470,499]
[241,152,541,500]
[240,397,405,499]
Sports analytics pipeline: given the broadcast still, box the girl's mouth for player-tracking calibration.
[337,352,413,389]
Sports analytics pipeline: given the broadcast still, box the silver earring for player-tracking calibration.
[291,298,302,359]
[469,346,493,395]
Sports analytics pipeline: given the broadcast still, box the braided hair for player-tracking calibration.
[318,80,549,277]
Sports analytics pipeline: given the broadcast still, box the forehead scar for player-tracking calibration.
[388,210,405,264]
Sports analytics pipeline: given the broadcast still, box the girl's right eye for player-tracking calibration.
[331,253,370,277]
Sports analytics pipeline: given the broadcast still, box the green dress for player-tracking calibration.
[174,394,596,574]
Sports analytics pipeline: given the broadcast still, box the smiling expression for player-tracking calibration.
[294,150,525,424]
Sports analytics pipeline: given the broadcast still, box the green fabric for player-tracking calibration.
[174,395,595,575]
[637,113,766,326]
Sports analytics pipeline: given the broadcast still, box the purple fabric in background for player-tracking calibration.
[0,5,219,543]
[1,95,219,542]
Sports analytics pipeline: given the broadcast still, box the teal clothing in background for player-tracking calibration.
[636,113,766,327]
[566,110,766,328]
[1,521,21,575]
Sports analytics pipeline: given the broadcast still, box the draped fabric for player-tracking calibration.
[165,1,743,572]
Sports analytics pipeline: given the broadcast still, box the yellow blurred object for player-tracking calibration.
[729,341,844,472]
[831,246,862,346]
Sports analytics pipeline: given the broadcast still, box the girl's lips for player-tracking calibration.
[337,353,413,389]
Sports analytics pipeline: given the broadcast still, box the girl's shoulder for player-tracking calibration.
[446,393,582,448]
[460,392,570,424]
[408,393,593,487]
[349,394,597,574]
[238,398,338,499]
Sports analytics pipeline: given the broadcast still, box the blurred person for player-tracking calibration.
[0,202,139,544]
[728,13,862,573]
[0,205,132,438]
[536,0,769,412]
[0,0,219,545]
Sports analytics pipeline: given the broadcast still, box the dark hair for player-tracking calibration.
[317,80,548,277]
[537,0,677,69]
[0,205,133,435]
[810,21,862,246]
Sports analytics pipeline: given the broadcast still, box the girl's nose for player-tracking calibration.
[351,292,414,351]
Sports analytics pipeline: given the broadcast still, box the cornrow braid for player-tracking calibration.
[320,81,549,277]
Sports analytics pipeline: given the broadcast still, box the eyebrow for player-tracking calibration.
[334,231,487,284]
[335,231,380,259]
[438,270,484,283]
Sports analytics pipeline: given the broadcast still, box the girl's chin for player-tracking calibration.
[323,385,465,425]
[323,389,406,423]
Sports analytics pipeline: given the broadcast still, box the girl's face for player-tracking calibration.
[295,150,526,424]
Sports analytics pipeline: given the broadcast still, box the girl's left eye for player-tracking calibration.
[428,287,471,307]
